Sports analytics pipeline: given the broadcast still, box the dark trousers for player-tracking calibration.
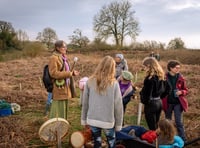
[144,99,162,130]
[165,103,186,142]
[123,97,131,113]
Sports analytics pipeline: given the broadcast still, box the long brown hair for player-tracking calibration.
[142,57,165,80]
[158,119,176,143]
[90,56,116,94]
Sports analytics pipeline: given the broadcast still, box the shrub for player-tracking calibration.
[22,42,46,58]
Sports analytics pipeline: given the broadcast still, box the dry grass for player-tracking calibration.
[0,49,199,147]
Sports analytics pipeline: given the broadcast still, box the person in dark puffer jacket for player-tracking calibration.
[140,57,165,130]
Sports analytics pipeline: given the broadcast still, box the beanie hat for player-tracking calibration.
[79,77,88,90]
[122,71,133,81]
[116,54,124,60]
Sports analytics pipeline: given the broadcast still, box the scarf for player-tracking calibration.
[62,55,70,85]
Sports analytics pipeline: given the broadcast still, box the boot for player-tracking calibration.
[44,103,51,116]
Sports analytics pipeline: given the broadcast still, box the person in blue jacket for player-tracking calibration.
[157,119,184,148]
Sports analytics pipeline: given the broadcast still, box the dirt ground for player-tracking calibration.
[0,50,199,147]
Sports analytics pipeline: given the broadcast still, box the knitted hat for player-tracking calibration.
[122,71,133,81]
[115,54,124,60]
[79,77,88,90]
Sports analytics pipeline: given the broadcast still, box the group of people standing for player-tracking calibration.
[44,40,188,148]
[140,56,188,145]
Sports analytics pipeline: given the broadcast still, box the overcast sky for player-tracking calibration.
[1,0,200,49]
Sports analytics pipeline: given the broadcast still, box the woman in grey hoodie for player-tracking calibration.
[81,56,123,148]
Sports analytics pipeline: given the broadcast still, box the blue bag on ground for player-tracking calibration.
[0,99,12,117]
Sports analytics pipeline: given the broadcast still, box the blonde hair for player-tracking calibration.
[90,56,116,94]
[158,119,176,143]
[142,57,164,80]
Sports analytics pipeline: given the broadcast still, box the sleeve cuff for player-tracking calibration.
[115,126,122,131]
[81,120,87,125]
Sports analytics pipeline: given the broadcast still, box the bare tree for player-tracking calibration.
[16,29,29,48]
[16,29,29,41]
[36,27,58,49]
[93,1,139,47]
[143,40,165,50]
[69,29,90,48]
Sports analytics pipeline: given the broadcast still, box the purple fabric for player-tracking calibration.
[119,81,131,96]
[62,55,70,85]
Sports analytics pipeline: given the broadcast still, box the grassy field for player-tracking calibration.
[0,49,199,147]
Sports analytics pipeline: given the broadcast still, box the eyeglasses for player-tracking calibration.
[174,66,180,69]
[61,46,67,49]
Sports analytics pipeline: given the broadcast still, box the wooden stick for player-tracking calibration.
[134,71,142,126]
[137,103,143,125]
[19,83,22,91]
[134,72,138,83]
[155,138,158,148]
[39,77,43,87]
[71,57,78,71]
[57,130,62,148]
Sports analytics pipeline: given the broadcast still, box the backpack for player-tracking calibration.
[140,88,151,105]
[42,61,65,92]
[42,65,53,92]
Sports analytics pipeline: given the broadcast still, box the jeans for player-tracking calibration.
[46,92,52,105]
[44,92,52,115]
[165,104,186,142]
[90,126,116,148]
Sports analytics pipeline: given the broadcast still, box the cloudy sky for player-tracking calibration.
[1,0,200,49]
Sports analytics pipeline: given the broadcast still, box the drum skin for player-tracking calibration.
[38,118,70,143]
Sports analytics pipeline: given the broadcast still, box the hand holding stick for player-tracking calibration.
[71,57,78,71]
[70,57,79,98]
